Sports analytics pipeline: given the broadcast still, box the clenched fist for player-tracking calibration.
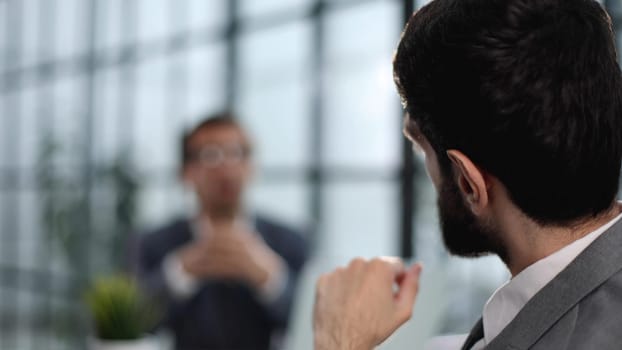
[313,257,422,350]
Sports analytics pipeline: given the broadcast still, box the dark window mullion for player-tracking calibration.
[226,0,239,108]
[1,0,23,348]
[309,0,325,247]
[35,0,57,348]
[165,0,189,213]
[119,0,138,154]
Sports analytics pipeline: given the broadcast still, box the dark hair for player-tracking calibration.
[394,0,622,225]
[180,112,246,167]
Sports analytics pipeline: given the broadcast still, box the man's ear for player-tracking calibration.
[446,150,489,214]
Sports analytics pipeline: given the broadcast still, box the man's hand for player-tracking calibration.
[313,257,422,350]
[178,229,284,290]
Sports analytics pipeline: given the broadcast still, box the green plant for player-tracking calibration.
[37,132,142,346]
[38,135,140,278]
[85,276,160,340]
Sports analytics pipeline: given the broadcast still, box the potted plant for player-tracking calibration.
[85,275,160,350]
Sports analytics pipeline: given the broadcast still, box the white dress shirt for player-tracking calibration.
[470,211,622,349]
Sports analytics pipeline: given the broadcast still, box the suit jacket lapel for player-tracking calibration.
[462,318,484,350]
[170,219,194,249]
[484,218,622,350]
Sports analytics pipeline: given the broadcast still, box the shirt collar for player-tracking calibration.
[481,209,622,344]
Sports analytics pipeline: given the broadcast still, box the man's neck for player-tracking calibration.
[200,206,241,226]
[501,202,622,276]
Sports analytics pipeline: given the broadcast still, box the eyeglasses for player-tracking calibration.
[188,143,251,168]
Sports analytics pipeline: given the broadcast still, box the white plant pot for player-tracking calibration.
[89,337,159,350]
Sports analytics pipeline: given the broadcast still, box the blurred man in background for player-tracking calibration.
[134,113,307,350]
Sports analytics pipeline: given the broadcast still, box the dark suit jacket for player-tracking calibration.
[462,217,622,350]
[134,216,307,350]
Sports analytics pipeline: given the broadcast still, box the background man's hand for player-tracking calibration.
[178,228,284,290]
[313,257,422,350]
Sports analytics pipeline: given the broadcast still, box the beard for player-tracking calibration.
[437,174,506,260]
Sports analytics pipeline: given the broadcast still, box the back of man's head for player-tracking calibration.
[394,0,622,225]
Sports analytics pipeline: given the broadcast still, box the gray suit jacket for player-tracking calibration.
[462,218,622,350]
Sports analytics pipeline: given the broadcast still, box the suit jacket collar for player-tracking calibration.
[169,219,194,249]
[479,217,622,349]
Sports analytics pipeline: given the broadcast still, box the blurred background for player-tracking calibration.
[0,0,621,349]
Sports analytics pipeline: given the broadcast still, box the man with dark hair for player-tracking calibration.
[313,0,622,349]
[135,113,307,350]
